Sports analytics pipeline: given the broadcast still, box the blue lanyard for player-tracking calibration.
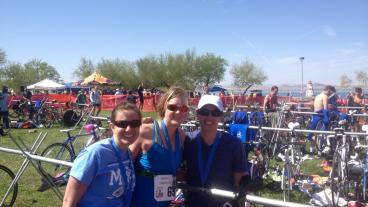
[196,132,221,186]
[110,138,133,204]
[161,119,180,174]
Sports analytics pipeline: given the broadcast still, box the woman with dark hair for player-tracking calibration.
[63,103,141,207]
[130,87,189,207]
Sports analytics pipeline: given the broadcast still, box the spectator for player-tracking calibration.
[263,86,279,127]
[126,91,137,105]
[115,88,123,95]
[76,90,87,115]
[137,82,144,110]
[0,86,9,128]
[89,86,101,116]
[63,103,141,207]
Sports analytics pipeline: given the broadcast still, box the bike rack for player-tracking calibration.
[291,110,368,117]
[182,122,368,137]
[0,132,73,205]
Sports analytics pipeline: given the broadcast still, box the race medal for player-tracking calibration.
[154,175,175,201]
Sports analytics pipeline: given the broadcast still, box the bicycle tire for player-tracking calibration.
[330,152,348,206]
[0,165,18,207]
[315,120,327,154]
[38,143,74,179]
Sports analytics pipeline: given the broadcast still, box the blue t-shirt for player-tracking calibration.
[70,138,135,207]
[184,131,247,207]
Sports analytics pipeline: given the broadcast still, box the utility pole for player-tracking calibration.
[299,57,304,100]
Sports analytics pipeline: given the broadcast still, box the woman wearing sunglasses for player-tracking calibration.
[184,95,248,207]
[130,87,189,207]
[63,103,141,207]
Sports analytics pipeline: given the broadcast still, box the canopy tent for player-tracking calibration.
[208,85,227,92]
[81,72,120,85]
[27,78,65,90]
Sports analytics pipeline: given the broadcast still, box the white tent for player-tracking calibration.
[27,79,65,90]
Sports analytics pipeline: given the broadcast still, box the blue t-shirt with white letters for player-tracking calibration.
[70,138,135,207]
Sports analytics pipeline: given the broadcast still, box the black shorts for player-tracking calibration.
[93,103,101,107]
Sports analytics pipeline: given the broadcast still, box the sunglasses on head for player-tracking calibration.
[197,108,223,117]
[113,120,141,128]
[167,104,189,113]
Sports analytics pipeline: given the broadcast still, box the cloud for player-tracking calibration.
[321,25,336,38]
[351,42,365,47]
[336,48,356,56]
[296,25,337,40]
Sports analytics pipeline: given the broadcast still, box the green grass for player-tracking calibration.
[0,110,326,206]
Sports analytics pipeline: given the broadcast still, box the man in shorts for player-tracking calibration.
[89,86,101,116]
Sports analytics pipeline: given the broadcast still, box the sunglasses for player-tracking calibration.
[113,120,141,128]
[167,104,189,113]
[197,108,223,117]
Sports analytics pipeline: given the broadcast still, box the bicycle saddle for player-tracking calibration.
[60,129,74,133]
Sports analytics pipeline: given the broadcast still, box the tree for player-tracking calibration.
[0,49,6,65]
[339,74,352,88]
[193,53,227,87]
[137,49,198,90]
[0,60,61,92]
[230,59,267,94]
[136,55,167,88]
[355,70,368,87]
[24,59,61,83]
[97,58,138,88]
[73,57,96,80]
[0,62,29,91]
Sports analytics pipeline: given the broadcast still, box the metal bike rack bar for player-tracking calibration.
[245,194,311,207]
[0,132,74,205]
[291,110,368,117]
[1,132,46,206]
[0,147,73,167]
[182,122,368,137]
[247,125,368,136]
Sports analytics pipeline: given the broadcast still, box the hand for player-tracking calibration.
[142,117,153,124]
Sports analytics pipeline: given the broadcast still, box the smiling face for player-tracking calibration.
[197,104,223,134]
[110,109,141,149]
[163,96,189,127]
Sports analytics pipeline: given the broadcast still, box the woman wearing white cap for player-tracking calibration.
[184,94,248,207]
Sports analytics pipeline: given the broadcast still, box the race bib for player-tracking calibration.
[154,175,176,202]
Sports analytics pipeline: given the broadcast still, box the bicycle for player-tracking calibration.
[329,128,350,207]
[37,124,107,190]
[0,164,18,207]
[0,129,18,207]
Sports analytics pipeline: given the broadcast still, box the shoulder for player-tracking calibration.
[220,132,242,146]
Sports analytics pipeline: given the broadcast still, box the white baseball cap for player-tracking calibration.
[197,95,224,111]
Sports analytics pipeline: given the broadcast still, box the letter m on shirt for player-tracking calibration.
[109,168,122,186]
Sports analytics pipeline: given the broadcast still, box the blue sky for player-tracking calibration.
[1,0,367,86]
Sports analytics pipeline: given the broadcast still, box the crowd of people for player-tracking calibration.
[0,81,366,206]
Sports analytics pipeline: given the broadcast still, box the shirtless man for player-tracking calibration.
[308,85,335,140]
[263,86,279,127]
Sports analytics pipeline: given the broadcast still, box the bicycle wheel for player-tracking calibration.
[63,110,80,127]
[0,165,18,207]
[315,120,327,154]
[330,153,348,206]
[39,143,74,179]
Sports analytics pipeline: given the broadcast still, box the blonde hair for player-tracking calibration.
[156,87,188,119]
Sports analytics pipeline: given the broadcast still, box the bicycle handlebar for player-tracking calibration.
[175,182,312,207]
